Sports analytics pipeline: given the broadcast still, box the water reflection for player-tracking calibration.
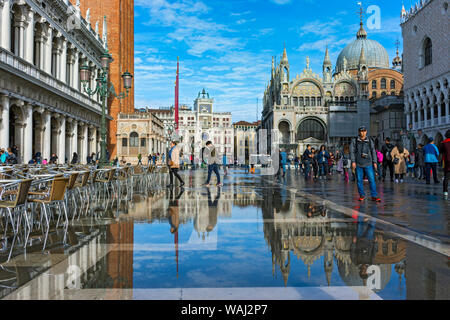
[1,183,448,300]
[261,186,408,294]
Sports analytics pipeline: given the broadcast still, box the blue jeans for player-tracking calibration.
[425,162,438,183]
[319,163,327,176]
[206,163,220,184]
[304,161,310,178]
[356,166,377,197]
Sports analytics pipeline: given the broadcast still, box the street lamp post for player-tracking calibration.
[80,49,133,167]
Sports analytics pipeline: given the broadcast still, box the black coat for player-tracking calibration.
[415,148,425,166]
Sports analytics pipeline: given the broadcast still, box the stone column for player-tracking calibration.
[446,99,450,124]
[23,104,33,163]
[44,26,53,74]
[437,99,442,125]
[38,36,45,69]
[43,111,51,161]
[81,124,88,164]
[418,104,422,129]
[72,51,79,90]
[25,9,34,64]
[57,116,66,164]
[71,120,78,159]
[60,38,67,82]
[430,104,435,126]
[1,0,11,51]
[0,95,10,148]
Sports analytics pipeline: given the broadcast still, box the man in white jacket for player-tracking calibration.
[203,141,222,187]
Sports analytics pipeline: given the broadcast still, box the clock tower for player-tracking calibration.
[194,88,214,114]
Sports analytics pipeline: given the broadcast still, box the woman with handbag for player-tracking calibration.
[391,142,409,183]
[167,141,185,188]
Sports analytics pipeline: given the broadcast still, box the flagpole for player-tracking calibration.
[175,57,180,132]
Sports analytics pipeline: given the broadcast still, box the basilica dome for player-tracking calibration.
[335,22,389,73]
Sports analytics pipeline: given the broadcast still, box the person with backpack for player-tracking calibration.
[137,153,142,165]
[203,141,222,187]
[423,137,440,185]
[381,137,395,182]
[350,126,381,202]
[440,130,450,198]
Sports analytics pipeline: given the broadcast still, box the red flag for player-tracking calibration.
[175,57,179,130]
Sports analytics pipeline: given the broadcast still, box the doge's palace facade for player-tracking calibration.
[0,0,107,164]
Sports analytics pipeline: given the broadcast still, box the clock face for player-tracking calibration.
[200,104,211,113]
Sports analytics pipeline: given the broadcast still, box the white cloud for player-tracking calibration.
[270,0,292,4]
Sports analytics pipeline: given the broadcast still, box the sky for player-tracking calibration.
[134,0,416,123]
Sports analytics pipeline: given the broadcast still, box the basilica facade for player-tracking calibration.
[261,19,404,154]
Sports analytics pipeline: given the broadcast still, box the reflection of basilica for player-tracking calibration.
[260,187,407,290]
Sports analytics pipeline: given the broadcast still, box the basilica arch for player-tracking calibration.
[333,80,357,102]
[296,117,327,142]
[290,79,324,107]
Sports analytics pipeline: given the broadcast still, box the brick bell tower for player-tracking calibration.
[70,0,135,159]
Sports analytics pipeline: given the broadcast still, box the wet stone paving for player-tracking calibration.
[0,168,449,300]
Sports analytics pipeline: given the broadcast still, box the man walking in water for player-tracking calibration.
[203,141,222,187]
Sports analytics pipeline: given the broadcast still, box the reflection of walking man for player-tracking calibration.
[167,187,185,234]
[351,214,377,288]
[206,187,221,234]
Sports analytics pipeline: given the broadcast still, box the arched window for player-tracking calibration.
[381,91,386,96]
[340,97,344,102]
[122,138,128,147]
[372,92,377,99]
[424,38,432,66]
[390,80,395,89]
[372,80,377,89]
[130,132,139,147]
[391,91,396,96]
[297,119,325,141]
[381,78,387,89]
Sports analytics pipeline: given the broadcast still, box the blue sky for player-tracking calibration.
[134,0,414,122]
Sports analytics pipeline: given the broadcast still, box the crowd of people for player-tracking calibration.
[275,127,450,200]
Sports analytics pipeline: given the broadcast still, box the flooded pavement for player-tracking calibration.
[1,169,449,300]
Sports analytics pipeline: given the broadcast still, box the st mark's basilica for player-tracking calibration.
[261,16,404,154]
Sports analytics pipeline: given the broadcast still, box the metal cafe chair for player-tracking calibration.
[28,177,70,231]
[64,172,80,219]
[71,171,91,220]
[0,179,33,235]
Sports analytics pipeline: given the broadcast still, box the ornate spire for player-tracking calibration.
[271,56,275,78]
[281,45,288,64]
[356,3,368,39]
[359,46,366,65]
[323,45,331,66]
